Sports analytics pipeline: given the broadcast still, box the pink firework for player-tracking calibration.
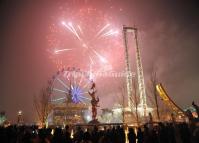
[47,6,123,76]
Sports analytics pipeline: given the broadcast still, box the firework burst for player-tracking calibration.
[47,6,123,78]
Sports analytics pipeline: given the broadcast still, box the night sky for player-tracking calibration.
[0,0,199,123]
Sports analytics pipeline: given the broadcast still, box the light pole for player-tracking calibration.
[17,110,23,125]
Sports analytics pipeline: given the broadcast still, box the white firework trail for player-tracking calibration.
[54,48,72,54]
[68,23,82,41]
[95,23,110,38]
[92,49,108,63]
[62,21,82,41]
[61,21,115,65]
[77,25,83,35]
[100,29,119,38]
[62,22,75,35]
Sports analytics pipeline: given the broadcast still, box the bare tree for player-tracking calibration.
[132,77,140,126]
[118,84,126,124]
[33,87,51,127]
[150,68,160,121]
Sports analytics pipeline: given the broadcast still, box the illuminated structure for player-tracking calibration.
[50,103,88,125]
[49,67,91,104]
[156,83,187,121]
[48,67,92,125]
[123,26,147,116]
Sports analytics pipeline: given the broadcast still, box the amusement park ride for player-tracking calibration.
[122,26,187,123]
[123,26,148,118]
[47,67,100,125]
[46,26,188,126]
[156,83,186,120]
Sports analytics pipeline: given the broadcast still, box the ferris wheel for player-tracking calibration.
[48,67,92,105]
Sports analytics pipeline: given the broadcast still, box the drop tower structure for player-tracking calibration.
[123,26,147,117]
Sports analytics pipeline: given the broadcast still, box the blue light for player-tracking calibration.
[71,86,83,103]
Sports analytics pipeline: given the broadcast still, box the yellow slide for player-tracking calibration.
[156,83,186,117]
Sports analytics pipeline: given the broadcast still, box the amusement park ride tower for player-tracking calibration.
[123,26,148,117]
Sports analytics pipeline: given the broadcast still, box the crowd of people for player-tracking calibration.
[0,121,199,143]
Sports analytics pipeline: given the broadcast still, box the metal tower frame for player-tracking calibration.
[123,26,147,116]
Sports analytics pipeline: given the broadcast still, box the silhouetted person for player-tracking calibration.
[73,126,84,143]
[64,125,72,143]
[128,128,136,143]
[192,101,199,118]
[143,125,151,143]
[116,126,125,143]
[180,123,191,143]
[52,128,64,143]
[137,127,144,143]
[167,123,176,143]
[158,123,169,143]
[150,128,158,143]
[82,130,92,143]
[192,127,199,143]
[91,125,100,143]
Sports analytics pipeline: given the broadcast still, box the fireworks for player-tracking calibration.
[54,48,72,54]
[60,20,118,65]
[47,7,123,73]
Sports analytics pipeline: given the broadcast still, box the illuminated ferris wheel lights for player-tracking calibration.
[56,78,70,90]
[53,88,68,93]
[71,86,84,103]
[78,98,86,104]
[51,97,66,102]
[79,95,91,101]
[50,68,92,104]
